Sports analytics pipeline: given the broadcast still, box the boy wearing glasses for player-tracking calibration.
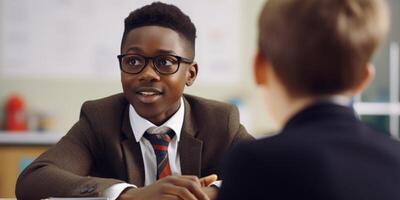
[16,2,252,200]
[217,0,400,199]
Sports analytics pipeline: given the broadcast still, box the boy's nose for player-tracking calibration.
[138,63,161,81]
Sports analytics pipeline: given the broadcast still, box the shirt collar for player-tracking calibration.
[129,97,185,142]
[319,95,353,107]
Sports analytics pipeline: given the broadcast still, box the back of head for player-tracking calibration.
[258,0,389,97]
[121,2,196,53]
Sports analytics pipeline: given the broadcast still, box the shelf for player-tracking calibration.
[0,131,64,145]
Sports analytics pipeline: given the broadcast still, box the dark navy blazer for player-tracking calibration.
[218,102,400,200]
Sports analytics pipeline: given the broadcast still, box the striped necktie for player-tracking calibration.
[144,127,175,180]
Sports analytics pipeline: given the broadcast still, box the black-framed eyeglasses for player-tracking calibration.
[117,54,193,75]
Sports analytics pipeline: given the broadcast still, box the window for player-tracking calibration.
[354,0,400,137]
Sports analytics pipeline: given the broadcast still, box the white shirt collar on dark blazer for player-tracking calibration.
[129,97,185,142]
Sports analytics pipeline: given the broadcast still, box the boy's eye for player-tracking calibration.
[125,56,144,67]
[122,55,146,69]
[156,56,178,67]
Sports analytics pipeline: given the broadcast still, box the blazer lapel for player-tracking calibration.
[121,105,145,187]
[179,97,203,176]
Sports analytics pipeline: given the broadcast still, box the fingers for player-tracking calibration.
[201,187,218,200]
[177,175,202,186]
[161,176,209,200]
[162,194,180,200]
[162,184,198,200]
[199,174,218,187]
[162,194,189,200]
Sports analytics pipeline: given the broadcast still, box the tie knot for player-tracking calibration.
[144,127,175,145]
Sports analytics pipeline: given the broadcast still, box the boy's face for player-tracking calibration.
[120,26,197,125]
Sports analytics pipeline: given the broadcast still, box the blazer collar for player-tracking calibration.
[121,102,145,186]
[179,96,202,176]
[282,101,358,133]
[121,99,134,140]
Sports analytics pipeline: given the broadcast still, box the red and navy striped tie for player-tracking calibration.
[144,127,175,180]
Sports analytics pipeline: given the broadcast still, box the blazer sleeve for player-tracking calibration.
[15,103,124,199]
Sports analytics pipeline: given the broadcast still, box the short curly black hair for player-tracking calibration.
[121,2,196,53]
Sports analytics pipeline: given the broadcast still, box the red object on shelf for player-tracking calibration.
[5,94,27,132]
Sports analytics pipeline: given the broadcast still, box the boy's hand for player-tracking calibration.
[199,174,219,200]
[201,187,218,200]
[117,175,209,200]
[199,174,218,187]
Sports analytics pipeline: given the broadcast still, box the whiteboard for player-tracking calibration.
[0,0,241,83]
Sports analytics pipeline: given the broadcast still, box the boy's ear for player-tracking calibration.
[254,51,268,86]
[186,63,198,86]
[351,63,375,95]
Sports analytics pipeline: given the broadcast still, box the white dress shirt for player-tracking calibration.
[102,98,185,199]
[131,98,185,185]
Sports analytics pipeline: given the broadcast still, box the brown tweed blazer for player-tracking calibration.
[16,93,253,199]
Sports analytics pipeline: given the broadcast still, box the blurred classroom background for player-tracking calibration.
[0,0,399,197]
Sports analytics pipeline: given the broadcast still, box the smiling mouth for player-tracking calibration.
[138,91,161,96]
[135,87,163,103]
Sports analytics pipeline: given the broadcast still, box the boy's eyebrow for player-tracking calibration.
[156,49,177,55]
[126,47,177,55]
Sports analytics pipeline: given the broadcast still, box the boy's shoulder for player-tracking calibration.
[183,93,244,135]
[183,93,236,113]
[84,92,126,105]
[80,93,128,115]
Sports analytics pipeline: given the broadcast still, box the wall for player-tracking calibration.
[0,0,277,138]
